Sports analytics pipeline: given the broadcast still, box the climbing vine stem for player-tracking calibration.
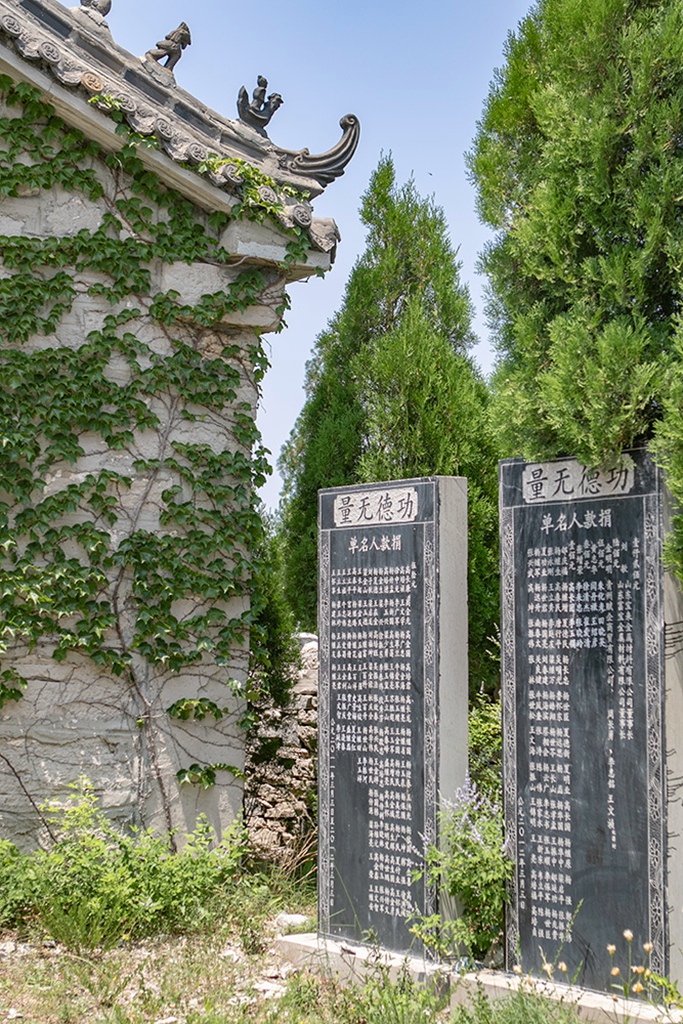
[0,77,313,821]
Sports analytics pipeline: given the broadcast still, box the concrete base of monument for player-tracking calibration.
[274,931,445,987]
[274,934,683,1024]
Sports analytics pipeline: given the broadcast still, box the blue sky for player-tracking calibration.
[105,0,532,506]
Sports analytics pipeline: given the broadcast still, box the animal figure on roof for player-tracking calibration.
[237,75,284,135]
[80,0,112,15]
[145,23,192,72]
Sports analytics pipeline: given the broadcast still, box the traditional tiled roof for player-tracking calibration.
[0,0,361,257]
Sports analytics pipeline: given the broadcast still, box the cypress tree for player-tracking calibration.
[468,0,683,578]
[280,157,500,693]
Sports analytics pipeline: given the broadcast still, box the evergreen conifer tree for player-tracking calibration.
[469,0,683,576]
[280,157,500,693]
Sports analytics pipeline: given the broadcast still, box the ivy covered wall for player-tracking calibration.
[0,77,315,848]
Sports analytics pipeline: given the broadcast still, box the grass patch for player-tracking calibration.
[0,936,594,1024]
[451,983,583,1024]
[0,781,592,1023]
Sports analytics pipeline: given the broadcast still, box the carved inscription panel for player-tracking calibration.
[318,479,439,954]
[500,451,666,991]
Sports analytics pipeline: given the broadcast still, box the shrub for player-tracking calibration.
[0,777,248,949]
[414,777,513,961]
[468,693,502,804]
[0,838,33,929]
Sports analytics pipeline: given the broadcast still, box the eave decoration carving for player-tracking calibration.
[0,0,360,258]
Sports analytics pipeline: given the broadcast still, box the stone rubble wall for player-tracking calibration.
[244,635,319,864]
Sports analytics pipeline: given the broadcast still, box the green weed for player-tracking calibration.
[412,776,513,961]
[451,982,581,1024]
[336,960,449,1024]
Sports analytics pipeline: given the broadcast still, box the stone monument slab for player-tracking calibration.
[500,450,671,990]
[318,477,468,954]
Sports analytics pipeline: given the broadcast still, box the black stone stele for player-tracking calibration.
[500,451,666,992]
[318,477,468,956]
[145,22,191,72]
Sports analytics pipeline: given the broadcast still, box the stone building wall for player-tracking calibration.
[0,139,274,846]
[0,0,356,849]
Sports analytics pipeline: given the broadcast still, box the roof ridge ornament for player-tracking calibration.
[80,0,111,14]
[276,115,361,186]
[145,22,191,72]
[0,0,360,200]
[237,75,283,136]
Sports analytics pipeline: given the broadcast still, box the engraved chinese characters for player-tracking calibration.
[333,487,419,528]
[318,478,468,954]
[500,451,666,991]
